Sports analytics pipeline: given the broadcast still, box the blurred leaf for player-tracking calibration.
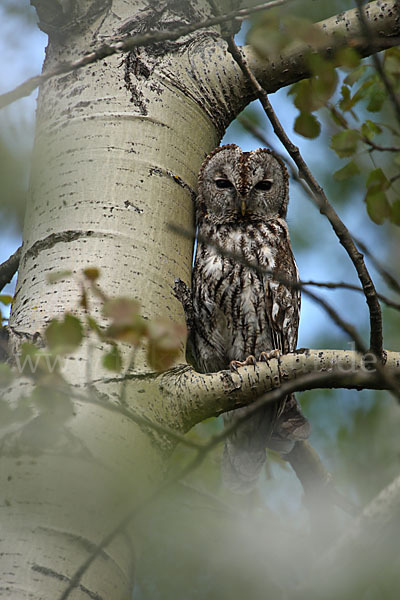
[307,54,338,102]
[83,267,100,281]
[390,199,400,225]
[365,190,391,224]
[294,112,321,138]
[0,295,13,306]
[247,11,287,60]
[104,298,147,345]
[45,314,83,354]
[367,168,390,193]
[283,15,326,48]
[338,85,353,112]
[103,345,123,372]
[366,80,386,112]
[336,47,361,70]
[333,160,360,181]
[361,120,382,140]
[330,129,359,157]
[103,297,140,324]
[384,47,400,87]
[147,319,186,372]
[344,64,367,87]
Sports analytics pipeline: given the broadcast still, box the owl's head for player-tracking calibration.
[196,144,289,225]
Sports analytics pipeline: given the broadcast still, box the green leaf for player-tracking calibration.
[247,12,288,60]
[338,85,353,112]
[330,130,359,158]
[147,319,186,372]
[283,16,326,48]
[367,168,390,193]
[344,64,367,87]
[45,314,83,354]
[294,112,321,139]
[336,48,361,70]
[390,200,400,226]
[333,160,360,181]
[103,298,140,323]
[103,345,122,372]
[365,190,391,224]
[384,47,400,87]
[289,80,319,112]
[366,80,386,112]
[0,295,13,306]
[83,267,100,281]
[361,120,382,140]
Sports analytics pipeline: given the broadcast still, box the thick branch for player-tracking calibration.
[162,349,400,430]
[0,1,399,110]
[243,0,400,95]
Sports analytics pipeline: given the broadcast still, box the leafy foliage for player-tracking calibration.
[248,13,400,226]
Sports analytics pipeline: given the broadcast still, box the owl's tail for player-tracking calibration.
[221,395,310,493]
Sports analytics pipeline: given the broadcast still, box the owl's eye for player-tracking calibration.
[215,178,234,189]
[255,179,273,191]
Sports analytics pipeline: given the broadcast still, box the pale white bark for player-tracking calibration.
[2,0,400,598]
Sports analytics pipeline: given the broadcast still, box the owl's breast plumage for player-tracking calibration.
[191,219,299,373]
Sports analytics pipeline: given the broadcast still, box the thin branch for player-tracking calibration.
[0,246,21,293]
[0,0,291,110]
[226,36,384,358]
[328,105,400,153]
[354,0,400,123]
[353,235,400,296]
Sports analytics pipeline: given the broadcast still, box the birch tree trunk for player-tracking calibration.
[1,0,399,597]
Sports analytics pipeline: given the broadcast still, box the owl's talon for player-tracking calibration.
[229,355,257,372]
[259,349,281,362]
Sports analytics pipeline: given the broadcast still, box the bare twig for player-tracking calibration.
[226,37,384,358]
[354,0,400,123]
[0,246,21,293]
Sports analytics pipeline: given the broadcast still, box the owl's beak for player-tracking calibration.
[240,199,246,216]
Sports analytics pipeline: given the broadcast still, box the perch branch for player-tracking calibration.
[162,349,400,427]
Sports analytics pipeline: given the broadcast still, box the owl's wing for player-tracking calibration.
[265,280,300,354]
[263,238,300,354]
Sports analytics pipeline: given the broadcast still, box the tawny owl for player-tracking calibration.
[188,144,310,493]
